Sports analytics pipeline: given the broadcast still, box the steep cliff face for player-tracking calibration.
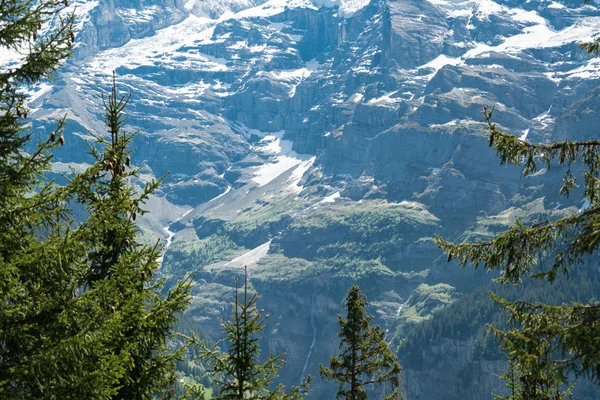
[7,0,600,397]
[404,337,506,400]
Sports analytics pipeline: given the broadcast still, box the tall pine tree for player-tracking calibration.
[0,0,193,391]
[0,1,91,397]
[189,267,311,399]
[320,286,402,400]
[68,75,194,399]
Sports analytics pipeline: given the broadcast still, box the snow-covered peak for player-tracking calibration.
[311,0,371,17]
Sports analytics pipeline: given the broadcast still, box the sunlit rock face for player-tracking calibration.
[11,0,600,397]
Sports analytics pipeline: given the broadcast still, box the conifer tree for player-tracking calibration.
[190,267,311,399]
[493,357,522,400]
[320,286,402,400]
[1,0,194,389]
[435,36,600,391]
[68,75,194,399]
[0,1,90,397]
[493,357,574,400]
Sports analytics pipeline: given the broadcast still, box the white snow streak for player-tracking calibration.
[225,240,272,268]
[209,185,232,202]
[251,132,315,188]
[320,191,340,204]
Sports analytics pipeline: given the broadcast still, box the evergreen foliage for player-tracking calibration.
[493,357,524,400]
[0,1,193,391]
[187,267,311,399]
[493,356,574,400]
[320,286,403,400]
[435,38,600,391]
[398,266,600,366]
[1,1,84,397]
[68,75,194,399]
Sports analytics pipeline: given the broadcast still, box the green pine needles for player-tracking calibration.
[437,106,600,285]
[70,75,194,399]
[493,356,575,400]
[320,286,403,400]
[0,0,193,393]
[187,267,312,399]
[435,102,600,390]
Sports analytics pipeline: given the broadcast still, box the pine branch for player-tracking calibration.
[436,203,600,283]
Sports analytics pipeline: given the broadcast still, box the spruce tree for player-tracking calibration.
[493,357,522,400]
[435,35,600,392]
[1,2,194,390]
[0,1,91,397]
[320,286,402,400]
[493,357,574,400]
[190,267,311,399]
[68,75,194,399]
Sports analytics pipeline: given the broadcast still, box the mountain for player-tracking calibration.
[5,0,600,397]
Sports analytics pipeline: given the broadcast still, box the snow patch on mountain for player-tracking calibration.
[288,156,316,193]
[320,191,340,203]
[563,57,600,79]
[468,16,599,54]
[225,240,272,269]
[312,0,370,17]
[418,54,461,78]
[415,6,599,81]
[367,91,402,106]
[209,185,232,202]
[165,81,213,97]
[233,121,269,139]
[185,0,263,15]
[469,0,546,25]
[87,15,216,74]
[251,132,314,187]
[116,6,162,24]
[225,0,316,20]
[258,66,313,81]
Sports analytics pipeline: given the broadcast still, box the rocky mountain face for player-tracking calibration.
[5,0,600,397]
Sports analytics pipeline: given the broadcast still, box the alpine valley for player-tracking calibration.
[7,0,600,397]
